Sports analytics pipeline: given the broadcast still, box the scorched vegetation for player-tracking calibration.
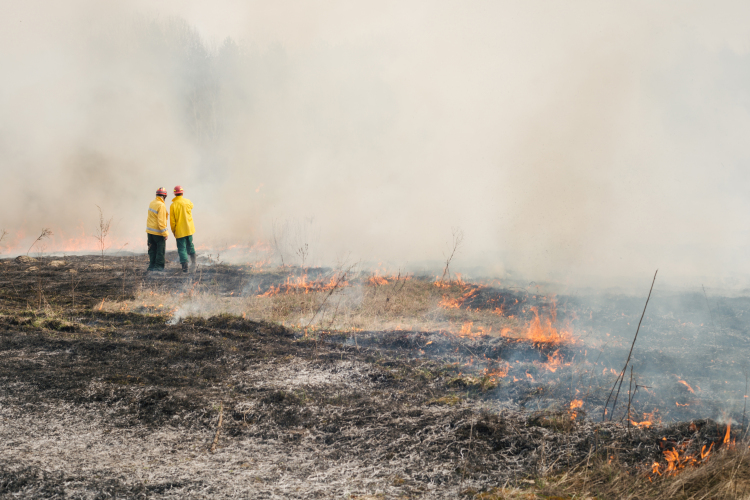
[1,253,750,498]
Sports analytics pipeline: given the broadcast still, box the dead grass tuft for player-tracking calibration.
[107,272,524,338]
[538,444,750,499]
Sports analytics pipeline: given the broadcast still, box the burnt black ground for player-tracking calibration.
[0,254,745,497]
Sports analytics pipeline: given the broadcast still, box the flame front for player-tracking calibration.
[520,306,575,344]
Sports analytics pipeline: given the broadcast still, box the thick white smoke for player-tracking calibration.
[2,1,750,288]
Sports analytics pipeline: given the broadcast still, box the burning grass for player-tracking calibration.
[103,268,569,345]
[3,255,750,497]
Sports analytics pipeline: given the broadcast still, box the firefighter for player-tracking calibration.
[146,187,169,271]
[170,185,196,273]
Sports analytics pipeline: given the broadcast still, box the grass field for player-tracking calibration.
[1,253,750,498]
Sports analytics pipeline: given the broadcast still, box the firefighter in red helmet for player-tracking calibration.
[146,187,169,271]
[170,185,197,273]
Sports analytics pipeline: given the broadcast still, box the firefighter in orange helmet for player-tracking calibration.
[146,187,169,271]
[170,185,196,273]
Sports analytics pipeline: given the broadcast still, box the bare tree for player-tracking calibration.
[441,228,464,282]
[94,205,113,263]
[27,228,52,256]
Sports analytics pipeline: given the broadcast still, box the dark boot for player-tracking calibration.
[190,253,197,273]
[182,262,189,273]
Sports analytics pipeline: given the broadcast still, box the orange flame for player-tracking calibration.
[653,438,717,477]
[457,322,491,338]
[629,420,652,429]
[259,274,347,296]
[724,422,732,445]
[678,380,695,394]
[520,306,575,344]
[482,364,510,381]
[439,296,462,309]
[542,349,570,372]
[368,275,389,286]
[438,287,479,310]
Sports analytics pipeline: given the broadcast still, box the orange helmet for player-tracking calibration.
[156,187,168,197]
[173,185,184,195]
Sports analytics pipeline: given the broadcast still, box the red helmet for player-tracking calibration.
[173,185,184,195]
[156,187,168,197]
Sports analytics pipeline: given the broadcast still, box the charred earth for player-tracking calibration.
[1,254,750,498]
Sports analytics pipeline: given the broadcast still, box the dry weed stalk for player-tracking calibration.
[441,227,463,282]
[27,228,52,256]
[271,219,287,267]
[94,205,113,263]
[71,271,82,308]
[210,403,224,453]
[296,243,309,267]
[545,444,750,500]
[305,263,356,330]
[603,269,657,421]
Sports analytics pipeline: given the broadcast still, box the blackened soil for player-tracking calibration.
[0,254,740,498]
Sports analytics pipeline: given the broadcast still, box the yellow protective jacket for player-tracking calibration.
[170,196,196,238]
[146,197,169,237]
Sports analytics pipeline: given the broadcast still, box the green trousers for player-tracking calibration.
[147,233,166,270]
[176,234,195,264]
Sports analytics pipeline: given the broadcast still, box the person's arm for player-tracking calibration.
[170,206,176,235]
[159,205,169,239]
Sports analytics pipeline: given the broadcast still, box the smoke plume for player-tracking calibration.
[2,1,750,287]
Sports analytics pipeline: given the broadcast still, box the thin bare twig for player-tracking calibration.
[305,264,354,329]
[27,228,52,256]
[210,403,224,453]
[743,369,748,436]
[271,219,287,267]
[626,366,634,431]
[441,228,463,282]
[94,205,113,263]
[603,269,658,421]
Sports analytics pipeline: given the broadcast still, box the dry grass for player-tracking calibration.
[107,275,524,336]
[530,445,750,500]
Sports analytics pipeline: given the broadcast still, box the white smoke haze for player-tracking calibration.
[2,1,750,288]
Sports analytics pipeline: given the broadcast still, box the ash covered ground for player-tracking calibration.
[0,254,748,498]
